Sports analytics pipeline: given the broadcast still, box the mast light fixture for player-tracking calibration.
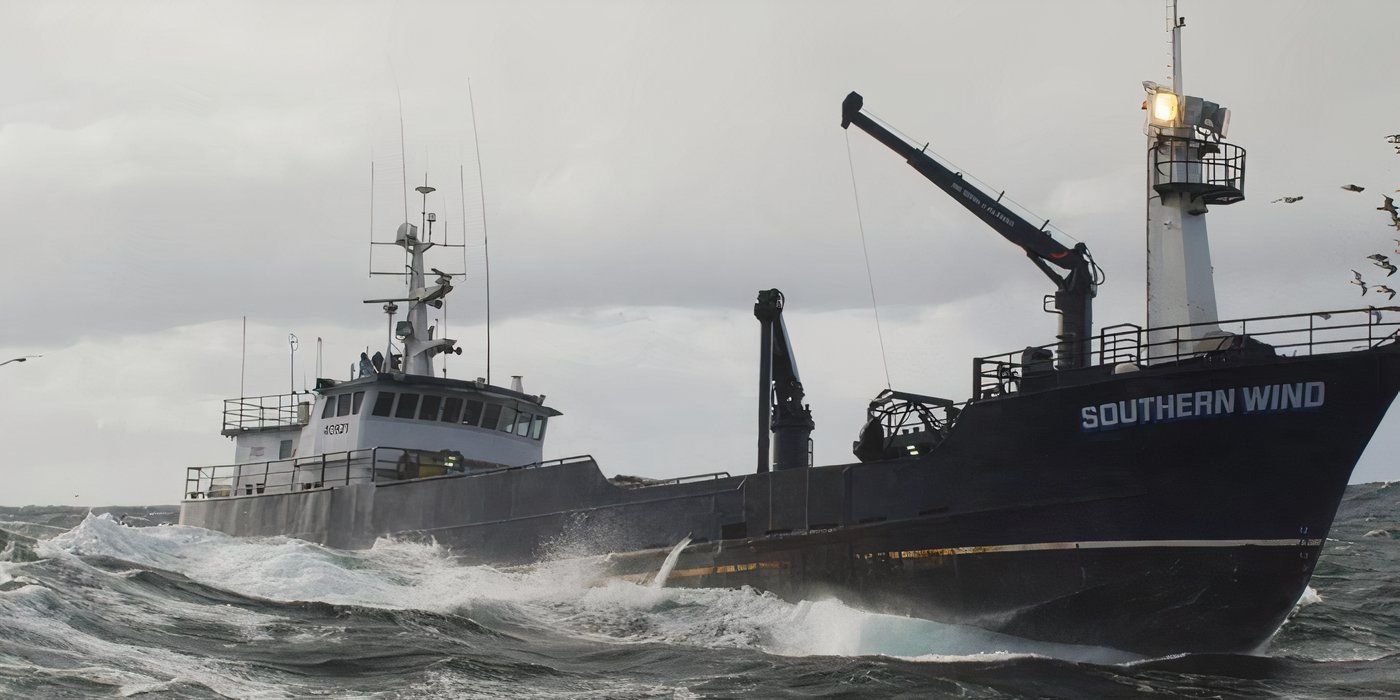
[1152,91,1179,125]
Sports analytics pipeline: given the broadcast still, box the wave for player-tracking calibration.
[4,510,1397,697]
[35,515,1135,664]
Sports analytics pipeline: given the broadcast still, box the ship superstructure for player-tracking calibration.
[205,183,558,502]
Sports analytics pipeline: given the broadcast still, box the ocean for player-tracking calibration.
[1,483,1397,699]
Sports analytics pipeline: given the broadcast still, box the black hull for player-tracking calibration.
[181,345,1400,656]
[609,519,1323,655]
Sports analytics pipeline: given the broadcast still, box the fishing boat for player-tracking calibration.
[180,6,1400,655]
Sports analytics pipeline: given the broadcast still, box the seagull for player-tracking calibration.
[1368,253,1390,263]
[1343,184,1366,192]
[1380,196,1398,215]
[1381,261,1398,277]
[1271,196,1304,204]
[1369,306,1384,323]
[1375,285,1397,301]
[1387,134,1400,144]
[1313,311,1333,320]
[1351,269,1369,295]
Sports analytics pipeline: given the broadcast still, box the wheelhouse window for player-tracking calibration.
[497,406,517,433]
[441,397,463,423]
[394,393,420,419]
[463,400,484,426]
[371,392,395,417]
[321,398,336,419]
[418,394,442,421]
[352,391,365,414]
[530,415,545,440]
[336,394,353,417]
[481,403,501,431]
[278,439,293,459]
[515,412,531,437]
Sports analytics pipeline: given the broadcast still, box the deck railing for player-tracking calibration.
[184,448,733,501]
[184,450,609,500]
[221,392,312,435]
[973,306,1400,398]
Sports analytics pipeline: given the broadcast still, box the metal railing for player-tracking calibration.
[640,472,732,488]
[1151,134,1246,205]
[184,449,605,500]
[973,306,1400,398]
[221,393,311,435]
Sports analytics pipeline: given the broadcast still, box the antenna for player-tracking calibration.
[316,336,323,379]
[467,76,492,385]
[442,193,450,378]
[416,178,436,251]
[369,160,375,278]
[394,78,408,223]
[239,316,247,399]
[1167,0,1184,94]
[384,302,398,369]
[287,332,299,394]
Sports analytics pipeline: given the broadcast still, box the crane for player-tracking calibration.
[755,288,814,472]
[841,92,1101,370]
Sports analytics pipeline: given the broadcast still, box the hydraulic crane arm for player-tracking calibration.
[840,91,1099,370]
[841,92,1087,272]
[755,289,814,472]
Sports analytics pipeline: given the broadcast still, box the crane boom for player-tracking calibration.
[840,91,1098,370]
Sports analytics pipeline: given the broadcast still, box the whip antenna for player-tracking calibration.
[395,80,408,222]
[369,159,375,278]
[467,76,492,385]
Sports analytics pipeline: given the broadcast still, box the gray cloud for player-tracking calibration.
[3,0,1399,504]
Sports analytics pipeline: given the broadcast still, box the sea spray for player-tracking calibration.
[651,534,692,588]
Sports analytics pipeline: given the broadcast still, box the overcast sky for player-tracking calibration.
[2,0,1398,505]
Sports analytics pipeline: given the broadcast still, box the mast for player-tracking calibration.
[365,178,462,376]
[1143,1,1246,360]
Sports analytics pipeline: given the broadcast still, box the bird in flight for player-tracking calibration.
[1343,184,1366,192]
[1351,270,1369,295]
[1369,306,1384,323]
[1375,285,1397,301]
[1271,196,1304,204]
[1380,196,1398,215]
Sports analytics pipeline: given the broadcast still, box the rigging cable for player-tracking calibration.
[844,130,893,390]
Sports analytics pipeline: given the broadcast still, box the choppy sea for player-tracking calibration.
[1,483,1397,699]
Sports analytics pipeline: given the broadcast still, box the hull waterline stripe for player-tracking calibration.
[621,537,1325,583]
[881,537,1326,559]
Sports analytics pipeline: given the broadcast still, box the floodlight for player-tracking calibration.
[1152,91,1178,124]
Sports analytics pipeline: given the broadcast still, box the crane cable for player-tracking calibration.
[844,130,893,390]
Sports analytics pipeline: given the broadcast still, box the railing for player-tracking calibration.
[221,392,312,435]
[1150,134,1246,205]
[973,306,1400,398]
[642,472,732,488]
[184,449,603,500]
